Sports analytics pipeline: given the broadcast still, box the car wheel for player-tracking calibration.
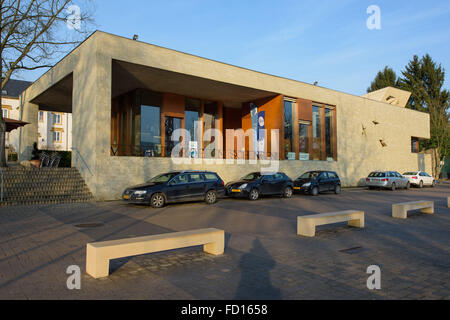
[419,180,423,188]
[249,188,259,201]
[311,187,319,196]
[405,182,410,190]
[391,183,396,191]
[150,193,165,208]
[334,185,341,194]
[205,190,217,204]
[283,186,293,198]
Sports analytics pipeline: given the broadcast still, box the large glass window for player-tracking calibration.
[203,101,218,158]
[141,105,161,157]
[324,108,334,159]
[299,121,310,160]
[185,98,201,158]
[311,105,322,160]
[284,100,294,159]
[164,116,182,157]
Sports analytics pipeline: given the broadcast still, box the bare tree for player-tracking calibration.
[0,0,94,167]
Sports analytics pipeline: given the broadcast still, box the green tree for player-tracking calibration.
[367,66,399,93]
[399,54,450,177]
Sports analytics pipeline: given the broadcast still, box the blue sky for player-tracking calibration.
[23,0,450,96]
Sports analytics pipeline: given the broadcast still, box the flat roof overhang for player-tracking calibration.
[30,73,73,113]
[29,59,279,113]
[112,60,278,108]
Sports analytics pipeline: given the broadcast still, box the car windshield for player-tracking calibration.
[298,171,320,179]
[403,172,418,176]
[241,173,262,181]
[368,172,386,177]
[148,173,179,184]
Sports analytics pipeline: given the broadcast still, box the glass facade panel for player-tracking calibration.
[185,98,201,158]
[284,100,294,159]
[311,105,321,160]
[299,122,310,160]
[203,101,218,158]
[325,108,333,159]
[164,116,182,157]
[141,105,161,157]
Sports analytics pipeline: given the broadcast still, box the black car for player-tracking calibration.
[226,172,294,200]
[122,171,226,208]
[293,171,341,196]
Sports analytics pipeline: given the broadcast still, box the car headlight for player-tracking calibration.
[239,184,248,189]
[134,190,147,195]
[302,182,311,187]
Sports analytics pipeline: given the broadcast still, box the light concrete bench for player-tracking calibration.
[297,210,364,237]
[86,228,224,278]
[392,201,434,219]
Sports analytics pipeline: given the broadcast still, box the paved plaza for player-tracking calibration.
[0,184,449,300]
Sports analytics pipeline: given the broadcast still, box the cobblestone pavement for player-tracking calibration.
[0,183,449,300]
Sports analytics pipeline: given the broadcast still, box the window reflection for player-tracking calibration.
[325,108,333,159]
[141,105,161,157]
[312,105,321,160]
[284,100,294,159]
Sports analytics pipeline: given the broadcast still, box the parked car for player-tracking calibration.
[225,172,294,200]
[293,171,341,196]
[122,171,226,208]
[402,171,436,188]
[365,171,410,190]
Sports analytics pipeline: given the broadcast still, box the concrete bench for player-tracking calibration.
[86,228,224,278]
[297,210,364,237]
[392,201,434,219]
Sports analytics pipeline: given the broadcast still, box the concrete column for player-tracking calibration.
[71,35,112,200]
[18,94,38,162]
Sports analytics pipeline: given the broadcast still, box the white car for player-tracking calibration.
[402,171,435,188]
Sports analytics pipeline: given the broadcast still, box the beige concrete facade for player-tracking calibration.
[19,31,432,200]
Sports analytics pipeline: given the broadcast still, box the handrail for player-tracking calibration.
[0,167,4,203]
[71,147,94,176]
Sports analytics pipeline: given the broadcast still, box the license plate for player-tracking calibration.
[294,187,301,190]
[123,194,130,199]
[231,189,241,193]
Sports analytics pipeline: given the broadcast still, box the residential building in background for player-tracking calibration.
[37,111,72,151]
[1,79,32,158]
[1,79,72,160]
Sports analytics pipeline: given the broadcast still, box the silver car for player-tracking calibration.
[365,171,410,190]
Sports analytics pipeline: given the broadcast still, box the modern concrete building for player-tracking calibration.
[18,31,432,200]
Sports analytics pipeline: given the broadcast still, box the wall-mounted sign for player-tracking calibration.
[299,153,310,161]
[250,103,259,157]
[287,152,296,160]
[189,141,198,158]
[257,111,265,157]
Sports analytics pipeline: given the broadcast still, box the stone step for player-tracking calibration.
[0,167,94,206]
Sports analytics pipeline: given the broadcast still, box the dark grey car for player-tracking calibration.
[365,171,410,190]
